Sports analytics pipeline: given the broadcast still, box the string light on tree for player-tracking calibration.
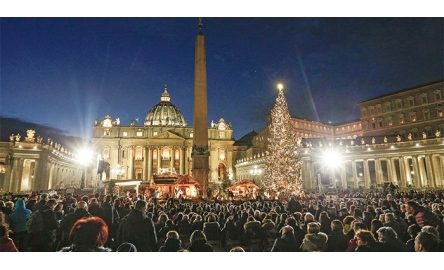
[263,83,303,197]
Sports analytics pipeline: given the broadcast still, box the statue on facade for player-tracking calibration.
[361,138,365,145]
[372,137,375,144]
[10,134,15,142]
[26,129,36,142]
[211,120,215,127]
[396,135,402,142]
[319,141,323,147]
[47,137,52,144]
[37,135,43,144]
[384,136,388,143]
[422,132,427,139]
[130,119,135,126]
[408,133,412,140]
[95,118,99,126]
[115,118,120,125]
[435,130,441,138]
[351,140,354,146]
[15,133,21,141]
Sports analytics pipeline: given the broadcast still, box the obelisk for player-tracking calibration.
[192,18,210,198]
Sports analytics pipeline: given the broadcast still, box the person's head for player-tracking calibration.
[353,208,362,218]
[421,225,440,240]
[76,201,88,210]
[189,230,207,244]
[281,225,294,235]
[414,231,439,252]
[355,229,376,246]
[407,224,421,239]
[5,201,14,210]
[376,226,398,242]
[69,216,108,248]
[46,199,58,210]
[40,193,48,201]
[307,222,321,234]
[386,194,393,201]
[304,213,314,223]
[319,211,329,222]
[166,230,179,240]
[385,212,395,223]
[331,220,344,233]
[406,201,421,215]
[0,223,11,237]
[157,213,168,225]
[135,200,147,212]
[229,246,245,252]
[353,221,367,232]
[343,215,355,226]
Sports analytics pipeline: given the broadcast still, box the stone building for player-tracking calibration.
[236,80,444,192]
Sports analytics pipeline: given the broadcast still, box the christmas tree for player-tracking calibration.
[263,84,303,197]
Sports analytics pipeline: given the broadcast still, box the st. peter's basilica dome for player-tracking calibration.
[144,86,187,127]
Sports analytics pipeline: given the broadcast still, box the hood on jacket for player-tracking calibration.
[303,232,328,251]
[14,199,27,210]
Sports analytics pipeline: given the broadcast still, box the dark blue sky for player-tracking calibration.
[1,17,443,140]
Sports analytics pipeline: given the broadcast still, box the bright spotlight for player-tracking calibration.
[77,149,93,163]
[277,83,283,91]
[322,149,342,168]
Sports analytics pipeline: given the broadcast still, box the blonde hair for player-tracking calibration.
[307,222,321,234]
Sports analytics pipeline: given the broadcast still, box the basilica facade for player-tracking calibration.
[90,86,237,191]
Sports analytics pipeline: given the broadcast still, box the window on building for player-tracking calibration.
[376,105,381,114]
[378,118,383,128]
[123,131,127,137]
[153,149,157,160]
[372,122,376,129]
[411,129,419,139]
[437,106,443,117]
[407,97,414,107]
[435,90,442,101]
[104,129,110,136]
[410,112,417,122]
[421,94,428,104]
[387,117,393,126]
[423,108,430,119]
[153,131,158,136]
[396,99,402,110]
[190,132,193,138]
[370,107,375,115]
[219,131,225,139]
[361,108,367,117]
[384,102,391,112]
[397,114,404,124]
[137,130,143,136]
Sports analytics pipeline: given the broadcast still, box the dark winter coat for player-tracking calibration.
[60,208,92,235]
[203,221,221,241]
[300,232,328,252]
[326,231,349,252]
[187,240,213,252]
[158,238,182,252]
[271,232,300,252]
[286,199,303,214]
[116,209,157,252]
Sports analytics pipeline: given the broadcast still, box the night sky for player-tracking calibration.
[1,17,443,141]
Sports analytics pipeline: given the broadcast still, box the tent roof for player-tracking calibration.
[175,175,202,190]
[227,179,259,191]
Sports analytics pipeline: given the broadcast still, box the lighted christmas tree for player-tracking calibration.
[263,83,303,196]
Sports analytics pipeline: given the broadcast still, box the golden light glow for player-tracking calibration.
[277,83,283,91]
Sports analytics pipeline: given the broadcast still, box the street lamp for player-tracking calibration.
[77,149,93,189]
[112,164,125,180]
[250,165,262,184]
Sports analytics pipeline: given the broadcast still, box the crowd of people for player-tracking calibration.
[0,187,443,252]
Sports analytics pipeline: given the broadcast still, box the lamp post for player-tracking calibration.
[112,164,125,180]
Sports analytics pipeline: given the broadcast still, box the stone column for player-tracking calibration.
[147,146,153,182]
[128,146,134,179]
[374,158,382,186]
[157,146,162,174]
[363,159,370,189]
[411,156,421,187]
[179,146,185,175]
[143,147,148,181]
[170,147,174,174]
[398,156,407,188]
[31,160,40,191]
[340,164,347,190]
[352,160,358,189]
[388,157,398,185]
[401,156,410,188]
[424,155,435,188]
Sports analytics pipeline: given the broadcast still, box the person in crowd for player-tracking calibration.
[88,198,101,216]
[155,213,169,235]
[32,193,48,212]
[406,201,443,240]
[30,199,60,252]
[414,231,439,252]
[300,222,328,252]
[405,224,421,252]
[318,211,331,235]
[376,226,407,252]
[192,214,204,232]
[421,225,443,251]
[382,194,398,211]
[383,212,403,238]
[26,194,38,212]
[0,222,19,252]
[9,198,31,251]
[158,230,183,252]
[116,200,157,252]
[271,225,300,252]
[187,230,213,252]
[345,221,368,252]
[355,229,384,252]
[229,246,245,252]
[326,219,349,252]
[58,216,111,252]
[286,196,302,214]
[203,213,222,241]
[362,211,373,230]
[60,201,92,247]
